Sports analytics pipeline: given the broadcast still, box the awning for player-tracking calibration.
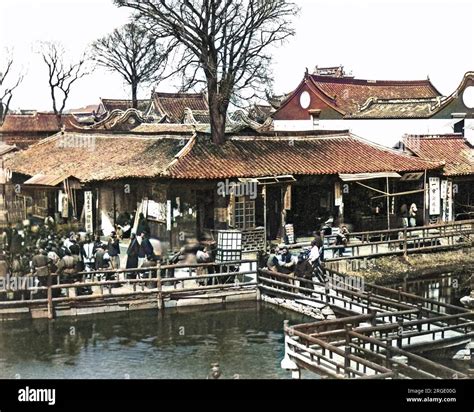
[339,172,401,182]
[238,175,296,185]
[23,174,81,189]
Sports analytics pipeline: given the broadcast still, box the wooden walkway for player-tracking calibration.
[258,267,474,379]
[286,220,474,269]
[0,260,259,320]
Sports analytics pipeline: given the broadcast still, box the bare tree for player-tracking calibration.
[0,52,23,125]
[92,22,173,109]
[40,42,89,127]
[114,0,298,144]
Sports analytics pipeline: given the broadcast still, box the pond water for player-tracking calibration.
[0,301,312,379]
[389,271,473,374]
[388,271,471,311]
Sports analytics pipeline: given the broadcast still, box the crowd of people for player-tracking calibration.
[0,213,165,300]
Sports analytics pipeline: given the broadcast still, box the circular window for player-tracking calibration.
[300,91,311,109]
[462,86,474,109]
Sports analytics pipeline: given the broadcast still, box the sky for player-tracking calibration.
[0,0,473,111]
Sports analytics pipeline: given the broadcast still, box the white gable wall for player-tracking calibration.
[274,119,461,148]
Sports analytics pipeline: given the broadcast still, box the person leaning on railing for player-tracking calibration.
[334,225,349,257]
[196,246,212,286]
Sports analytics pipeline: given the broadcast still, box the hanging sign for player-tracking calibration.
[84,191,94,234]
[440,180,448,200]
[334,181,343,206]
[283,185,292,210]
[446,181,453,222]
[147,200,167,222]
[429,177,440,216]
[61,195,69,218]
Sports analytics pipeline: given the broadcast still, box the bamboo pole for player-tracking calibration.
[263,185,267,252]
[386,177,390,230]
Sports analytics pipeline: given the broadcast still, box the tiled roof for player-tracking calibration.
[5,131,441,183]
[152,91,209,123]
[0,113,77,132]
[166,134,441,179]
[402,135,474,176]
[100,99,152,113]
[350,97,445,119]
[309,75,441,116]
[5,133,185,182]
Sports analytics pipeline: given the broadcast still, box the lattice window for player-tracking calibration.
[234,196,255,230]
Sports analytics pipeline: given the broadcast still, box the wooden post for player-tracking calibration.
[397,318,403,348]
[262,185,267,252]
[325,278,330,303]
[385,338,392,368]
[370,309,378,326]
[417,303,423,332]
[469,341,474,369]
[392,362,399,379]
[47,273,54,320]
[156,263,163,311]
[366,291,372,310]
[403,226,408,258]
[423,169,427,225]
[386,177,390,230]
[344,323,352,377]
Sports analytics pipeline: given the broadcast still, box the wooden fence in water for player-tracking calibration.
[256,267,474,379]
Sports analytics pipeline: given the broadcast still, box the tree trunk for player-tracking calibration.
[56,113,63,129]
[131,83,138,109]
[208,88,227,145]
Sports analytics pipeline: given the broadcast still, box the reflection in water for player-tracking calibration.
[0,301,311,379]
[390,271,473,374]
[389,272,471,313]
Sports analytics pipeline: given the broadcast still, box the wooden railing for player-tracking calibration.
[286,219,474,262]
[0,259,259,319]
[261,267,473,379]
[285,319,469,379]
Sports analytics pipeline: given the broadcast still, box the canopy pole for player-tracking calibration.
[386,177,390,230]
[355,181,388,196]
[263,185,267,252]
[423,169,427,225]
[370,188,426,200]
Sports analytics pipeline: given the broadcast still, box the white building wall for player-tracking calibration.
[273,119,460,148]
